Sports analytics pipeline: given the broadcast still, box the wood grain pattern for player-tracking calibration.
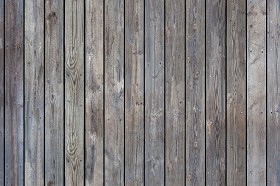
[145,0,165,185]
[185,0,206,185]
[124,0,144,185]
[65,0,84,185]
[5,0,24,185]
[206,0,226,185]
[165,0,185,185]
[85,0,104,185]
[45,0,64,185]
[226,0,246,185]
[247,0,266,185]
[104,0,124,185]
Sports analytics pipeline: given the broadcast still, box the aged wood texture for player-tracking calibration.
[124,0,144,185]
[45,0,64,185]
[247,0,266,185]
[5,0,24,185]
[85,0,104,185]
[206,0,226,185]
[65,0,85,185]
[165,0,185,185]
[185,0,205,185]
[104,0,124,185]
[226,0,246,185]
[25,0,44,184]
[0,0,3,184]
[145,0,165,185]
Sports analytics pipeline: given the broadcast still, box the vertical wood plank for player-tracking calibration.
[247,0,266,185]
[104,0,124,185]
[185,0,206,185]
[268,0,280,185]
[65,0,84,185]
[85,0,104,185]
[145,0,165,185]
[25,0,44,184]
[226,0,246,185]
[124,0,144,185]
[206,0,226,185]
[45,0,64,185]
[165,0,185,185]
[5,0,24,185]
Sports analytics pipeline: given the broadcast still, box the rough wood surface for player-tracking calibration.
[85,0,104,185]
[226,0,246,185]
[65,0,85,185]
[206,0,226,185]
[5,0,24,185]
[104,0,124,185]
[124,0,144,185]
[45,0,64,185]
[247,0,266,185]
[185,0,205,185]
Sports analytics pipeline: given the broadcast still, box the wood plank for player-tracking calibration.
[104,0,124,185]
[205,0,226,185]
[165,0,185,185]
[124,0,144,185]
[65,0,84,185]
[85,0,104,185]
[5,0,24,185]
[45,0,64,185]
[144,0,164,185]
[185,0,205,185]
[226,0,246,185]
[247,0,266,185]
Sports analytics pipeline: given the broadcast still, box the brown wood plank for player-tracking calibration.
[85,0,104,185]
[45,0,64,185]
[185,0,206,185]
[247,0,266,185]
[226,0,246,185]
[206,0,226,185]
[4,0,24,185]
[65,0,85,185]
[104,0,124,185]
[124,0,144,185]
[144,0,165,185]
[165,0,185,185]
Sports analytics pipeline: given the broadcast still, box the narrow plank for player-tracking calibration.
[45,0,64,185]
[5,0,24,185]
[185,0,205,184]
[124,0,144,185]
[104,0,124,184]
[65,0,85,185]
[165,0,185,185]
[226,0,246,185]
[205,0,226,185]
[144,0,165,185]
[85,0,104,185]
[268,0,280,185]
[247,0,266,185]
[25,0,44,184]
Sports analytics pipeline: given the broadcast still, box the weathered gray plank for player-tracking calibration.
[185,0,205,184]
[124,0,144,185]
[85,0,104,185]
[247,0,266,185]
[206,0,226,185]
[226,0,246,185]
[5,0,24,185]
[165,0,185,185]
[104,0,124,185]
[65,0,85,185]
[25,0,44,184]
[45,0,64,185]
[145,0,164,185]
